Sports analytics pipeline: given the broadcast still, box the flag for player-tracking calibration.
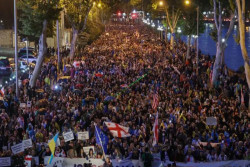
[0,87,4,97]
[152,112,159,146]
[95,125,109,154]
[241,88,244,105]
[48,133,59,164]
[210,70,213,85]
[152,89,159,110]
[104,122,131,138]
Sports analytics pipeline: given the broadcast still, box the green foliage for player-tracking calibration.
[18,0,61,43]
[63,0,94,31]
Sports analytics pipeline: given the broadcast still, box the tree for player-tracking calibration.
[18,0,61,88]
[180,2,205,60]
[63,0,94,59]
[211,0,236,86]
[152,0,185,49]
[235,0,250,110]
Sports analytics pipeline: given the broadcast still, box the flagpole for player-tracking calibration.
[94,123,106,159]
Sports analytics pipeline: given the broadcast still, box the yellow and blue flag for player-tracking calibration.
[48,133,59,164]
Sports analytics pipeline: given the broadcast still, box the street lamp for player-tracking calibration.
[185,0,199,72]
[185,0,190,5]
[97,3,101,8]
[159,1,163,6]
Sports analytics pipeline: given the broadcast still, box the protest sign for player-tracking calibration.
[27,101,31,108]
[11,143,24,154]
[20,103,26,108]
[63,131,74,142]
[22,139,33,149]
[0,157,11,167]
[83,146,95,155]
[206,117,217,126]
[77,131,89,140]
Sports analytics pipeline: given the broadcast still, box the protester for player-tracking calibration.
[0,22,249,166]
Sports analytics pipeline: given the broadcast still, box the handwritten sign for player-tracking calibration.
[83,146,95,155]
[77,131,89,140]
[11,143,24,154]
[0,157,11,166]
[63,131,74,142]
[23,139,33,149]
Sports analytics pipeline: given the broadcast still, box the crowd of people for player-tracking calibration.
[0,22,249,166]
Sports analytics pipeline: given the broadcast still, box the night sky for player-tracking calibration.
[0,0,14,29]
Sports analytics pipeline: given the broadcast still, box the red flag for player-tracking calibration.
[152,90,159,110]
[152,112,158,146]
[104,122,130,138]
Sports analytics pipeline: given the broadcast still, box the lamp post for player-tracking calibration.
[185,0,199,73]
[14,0,19,98]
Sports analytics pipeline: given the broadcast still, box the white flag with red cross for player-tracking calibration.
[104,122,131,138]
[152,112,159,146]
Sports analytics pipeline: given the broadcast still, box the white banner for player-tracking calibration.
[77,131,89,140]
[44,157,104,167]
[83,146,95,155]
[27,101,31,108]
[173,160,250,167]
[23,139,33,149]
[63,131,74,142]
[112,159,143,167]
[43,157,250,167]
[0,157,11,167]
[11,143,24,155]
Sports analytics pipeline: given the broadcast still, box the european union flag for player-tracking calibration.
[95,125,109,154]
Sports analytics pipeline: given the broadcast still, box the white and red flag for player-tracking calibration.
[152,112,159,146]
[104,122,131,138]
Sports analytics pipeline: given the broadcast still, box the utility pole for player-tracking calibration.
[14,0,19,98]
[196,6,199,74]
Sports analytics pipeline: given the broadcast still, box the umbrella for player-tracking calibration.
[73,89,82,95]
[104,96,115,101]
[37,108,46,115]
[85,96,95,102]
[75,84,84,89]
[35,89,44,93]
[22,79,29,85]
[95,73,103,77]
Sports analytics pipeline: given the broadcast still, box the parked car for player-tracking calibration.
[20,55,37,64]
[0,57,12,76]
[18,47,36,57]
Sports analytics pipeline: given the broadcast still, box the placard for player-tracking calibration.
[23,139,33,149]
[11,143,24,154]
[77,131,89,140]
[63,131,74,142]
[20,103,26,108]
[83,146,95,155]
[0,157,11,167]
[206,117,217,126]
[27,101,31,108]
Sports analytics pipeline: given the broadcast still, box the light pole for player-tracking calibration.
[22,38,29,65]
[185,0,199,73]
[14,0,19,98]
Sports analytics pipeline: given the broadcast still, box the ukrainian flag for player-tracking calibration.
[48,133,59,164]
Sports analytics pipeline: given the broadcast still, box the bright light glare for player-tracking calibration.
[55,85,58,90]
[97,3,101,7]
[185,0,190,5]
[159,1,163,6]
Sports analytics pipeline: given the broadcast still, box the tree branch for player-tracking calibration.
[224,10,236,42]
[213,0,219,30]
[165,8,173,30]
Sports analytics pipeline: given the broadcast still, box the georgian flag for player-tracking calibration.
[104,122,131,138]
[152,112,159,146]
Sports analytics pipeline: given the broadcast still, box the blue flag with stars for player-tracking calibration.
[95,125,109,154]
